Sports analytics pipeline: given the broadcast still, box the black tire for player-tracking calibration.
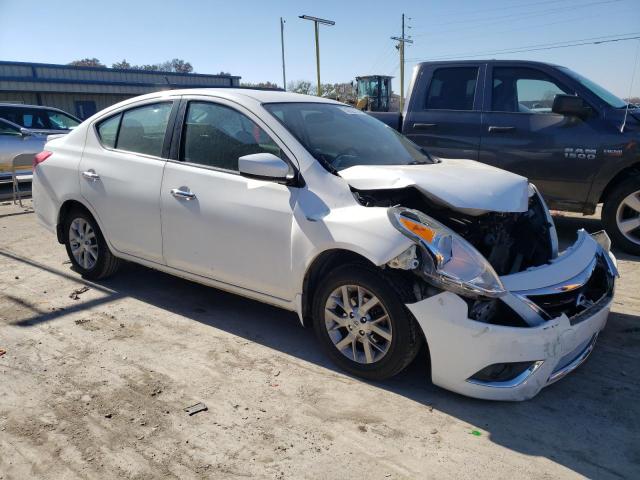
[63,208,121,280]
[602,175,640,256]
[311,263,423,381]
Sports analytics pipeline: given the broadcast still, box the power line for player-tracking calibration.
[416,0,576,21]
[413,7,638,46]
[406,33,640,62]
[411,0,622,36]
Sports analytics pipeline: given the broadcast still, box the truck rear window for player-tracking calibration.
[425,67,478,111]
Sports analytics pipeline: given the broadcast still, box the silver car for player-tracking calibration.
[0,105,80,183]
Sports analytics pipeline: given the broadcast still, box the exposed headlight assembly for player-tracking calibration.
[388,206,506,298]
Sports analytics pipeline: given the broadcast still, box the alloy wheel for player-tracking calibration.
[324,284,393,364]
[615,190,640,246]
[69,218,98,270]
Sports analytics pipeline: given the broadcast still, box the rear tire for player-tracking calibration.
[602,176,640,256]
[63,209,121,280]
[312,263,423,381]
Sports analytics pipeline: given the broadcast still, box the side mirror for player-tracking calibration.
[238,153,292,184]
[552,94,590,118]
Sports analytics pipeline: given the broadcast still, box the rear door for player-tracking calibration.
[403,63,485,160]
[79,99,178,263]
[479,64,599,210]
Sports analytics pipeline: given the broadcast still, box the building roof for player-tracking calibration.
[0,60,240,95]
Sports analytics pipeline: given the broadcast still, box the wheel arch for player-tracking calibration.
[300,248,377,327]
[599,163,640,205]
[56,198,100,244]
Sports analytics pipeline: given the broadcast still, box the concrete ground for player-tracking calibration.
[0,200,638,480]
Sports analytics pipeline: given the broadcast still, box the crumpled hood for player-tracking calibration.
[340,158,530,215]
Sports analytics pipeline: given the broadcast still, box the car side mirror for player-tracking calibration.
[552,94,590,118]
[238,153,293,184]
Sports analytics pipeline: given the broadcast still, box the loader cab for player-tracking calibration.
[356,75,392,112]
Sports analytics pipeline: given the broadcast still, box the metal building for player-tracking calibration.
[0,60,241,119]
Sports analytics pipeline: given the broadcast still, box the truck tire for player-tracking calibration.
[63,208,122,280]
[602,175,640,256]
[312,263,423,381]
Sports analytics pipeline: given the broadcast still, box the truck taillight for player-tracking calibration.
[33,151,52,168]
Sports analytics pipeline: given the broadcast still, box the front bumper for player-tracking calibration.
[407,230,617,401]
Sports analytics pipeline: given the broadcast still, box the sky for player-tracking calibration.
[1,0,639,97]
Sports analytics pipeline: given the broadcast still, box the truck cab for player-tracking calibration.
[372,60,640,255]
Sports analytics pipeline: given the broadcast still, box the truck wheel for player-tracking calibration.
[312,263,423,381]
[602,176,640,256]
[64,209,121,280]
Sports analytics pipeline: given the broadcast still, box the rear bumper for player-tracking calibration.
[407,230,617,401]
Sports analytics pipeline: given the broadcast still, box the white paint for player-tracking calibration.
[340,158,530,215]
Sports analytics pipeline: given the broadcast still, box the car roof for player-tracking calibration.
[128,88,344,106]
[416,59,562,68]
[0,103,73,112]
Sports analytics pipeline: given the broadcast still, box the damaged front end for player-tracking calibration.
[356,184,618,400]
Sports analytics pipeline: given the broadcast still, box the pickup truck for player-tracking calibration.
[370,60,640,255]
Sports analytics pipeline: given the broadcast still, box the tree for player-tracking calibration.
[68,58,105,68]
[170,58,193,73]
[111,59,131,69]
[241,81,280,89]
[287,80,313,95]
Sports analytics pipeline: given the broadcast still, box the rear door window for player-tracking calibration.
[113,103,172,157]
[425,67,478,110]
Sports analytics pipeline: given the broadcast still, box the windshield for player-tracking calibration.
[558,67,627,108]
[0,107,80,130]
[263,102,432,171]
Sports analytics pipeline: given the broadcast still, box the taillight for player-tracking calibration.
[33,151,53,168]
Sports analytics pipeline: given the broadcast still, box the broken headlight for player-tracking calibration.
[388,207,506,298]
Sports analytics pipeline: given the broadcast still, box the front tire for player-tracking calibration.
[312,263,423,381]
[64,209,121,280]
[602,176,640,256]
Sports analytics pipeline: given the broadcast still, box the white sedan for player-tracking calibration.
[32,89,618,401]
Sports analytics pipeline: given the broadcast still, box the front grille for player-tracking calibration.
[526,255,613,324]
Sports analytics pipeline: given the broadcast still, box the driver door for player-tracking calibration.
[160,98,299,300]
[479,65,600,210]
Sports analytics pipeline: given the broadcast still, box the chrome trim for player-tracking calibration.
[547,334,598,384]
[518,256,597,297]
[531,183,559,259]
[466,360,545,389]
[81,170,100,181]
[501,293,548,327]
[170,188,196,200]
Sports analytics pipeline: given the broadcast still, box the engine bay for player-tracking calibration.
[353,186,555,276]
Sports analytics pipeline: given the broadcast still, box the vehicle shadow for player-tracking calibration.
[70,257,639,479]
[4,217,638,479]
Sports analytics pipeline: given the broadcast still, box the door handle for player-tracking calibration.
[170,188,196,200]
[81,170,100,181]
[413,123,437,130]
[488,126,516,133]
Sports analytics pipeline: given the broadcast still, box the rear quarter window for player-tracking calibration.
[425,67,479,111]
[96,114,121,148]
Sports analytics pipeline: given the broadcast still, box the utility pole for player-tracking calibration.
[391,14,413,111]
[280,17,287,91]
[299,15,335,96]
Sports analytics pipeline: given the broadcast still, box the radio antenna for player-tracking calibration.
[621,39,640,133]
